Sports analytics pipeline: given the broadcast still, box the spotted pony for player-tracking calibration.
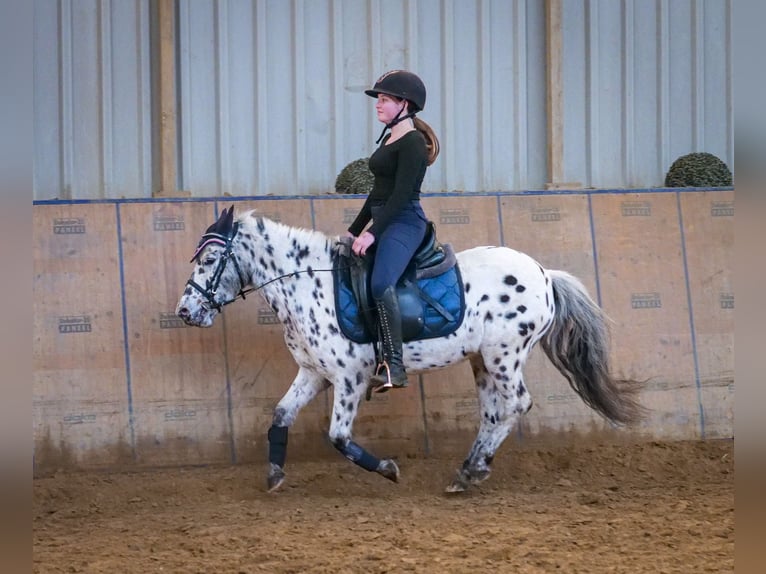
[176,206,644,493]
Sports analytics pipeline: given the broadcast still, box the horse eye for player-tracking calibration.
[203,257,216,266]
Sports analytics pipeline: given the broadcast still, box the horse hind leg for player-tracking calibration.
[446,354,532,493]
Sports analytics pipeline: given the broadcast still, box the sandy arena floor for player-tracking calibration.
[33,438,733,573]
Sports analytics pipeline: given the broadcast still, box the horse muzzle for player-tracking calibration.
[176,299,217,327]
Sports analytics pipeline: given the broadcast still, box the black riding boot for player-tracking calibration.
[370,286,409,390]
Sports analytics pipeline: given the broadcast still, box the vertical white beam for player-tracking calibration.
[441,0,455,189]
[586,0,600,188]
[254,0,268,193]
[692,0,705,150]
[60,0,74,198]
[405,0,418,70]
[293,0,305,191]
[479,0,491,190]
[513,0,528,190]
[622,0,635,186]
[137,0,151,195]
[217,0,230,195]
[100,0,112,198]
[331,0,344,173]
[658,0,671,177]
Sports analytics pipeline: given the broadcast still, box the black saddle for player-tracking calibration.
[333,222,465,344]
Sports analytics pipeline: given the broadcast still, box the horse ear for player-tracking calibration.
[222,204,235,235]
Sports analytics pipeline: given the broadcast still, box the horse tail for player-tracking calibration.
[540,270,646,426]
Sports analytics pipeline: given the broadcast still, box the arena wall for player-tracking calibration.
[32,189,733,473]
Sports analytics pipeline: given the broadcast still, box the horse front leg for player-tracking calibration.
[267,367,328,492]
[328,371,400,483]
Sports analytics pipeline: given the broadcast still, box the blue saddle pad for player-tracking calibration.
[333,255,465,344]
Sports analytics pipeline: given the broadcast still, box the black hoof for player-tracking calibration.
[376,459,400,483]
[267,463,285,492]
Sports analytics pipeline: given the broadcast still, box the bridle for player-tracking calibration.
[186,222,348,312]
[186,222,252,311]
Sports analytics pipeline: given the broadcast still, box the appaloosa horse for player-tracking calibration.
[176,206,643,493]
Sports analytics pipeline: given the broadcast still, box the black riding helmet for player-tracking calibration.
[365,70,427,112]
[366,70,427,143]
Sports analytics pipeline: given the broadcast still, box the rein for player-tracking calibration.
[187,223,347,311]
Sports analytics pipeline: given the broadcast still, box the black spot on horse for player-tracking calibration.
[518,323,529,337]
[265,244,274,256]
[515,285,526,293]
[516,384,526,398]
[514,359,520,370]
[344,377,353,395]
[465,282,471,293]
[499,294,510,303]
[503,275,517,286]
[517,305,527,313]
[493,357,501,365]
[505,311,517,320]
[480,294,489,302]
[328,324,339,335]
[484,311,493,322]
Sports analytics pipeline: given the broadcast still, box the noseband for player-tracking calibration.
[186,222,251,311]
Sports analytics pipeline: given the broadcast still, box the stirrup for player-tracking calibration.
[371,362,394,393]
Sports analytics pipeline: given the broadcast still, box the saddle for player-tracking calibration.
[333,222,465,344]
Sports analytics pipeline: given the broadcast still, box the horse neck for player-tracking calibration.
[239,215,334,311]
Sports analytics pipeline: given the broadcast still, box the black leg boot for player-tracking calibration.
[370,286,409,390]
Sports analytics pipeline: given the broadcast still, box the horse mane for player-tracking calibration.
[237,209,335,254]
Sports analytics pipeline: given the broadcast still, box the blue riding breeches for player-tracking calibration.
[369,203,427,300]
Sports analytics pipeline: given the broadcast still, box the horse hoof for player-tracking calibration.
[377,459,400,483]
[445,480,467,494]
[267,464,285,492]
[445,471,469,493]
[469,469,491,485]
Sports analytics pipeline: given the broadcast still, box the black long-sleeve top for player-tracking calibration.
[347,130,428,238]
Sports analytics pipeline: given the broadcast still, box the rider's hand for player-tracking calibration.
[352,231,375,256]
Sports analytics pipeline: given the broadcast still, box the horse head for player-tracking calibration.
[176,205,249,327]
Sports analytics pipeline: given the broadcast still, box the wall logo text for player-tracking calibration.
[440,208,470,224]
[58,315,92,333]
[153,213,185,231]
[531,207,561,222]
[621,201,651,216]
[631,292,662,309]
[53,217,86,234]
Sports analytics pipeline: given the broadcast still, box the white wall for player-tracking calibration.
[33,0,732,200]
